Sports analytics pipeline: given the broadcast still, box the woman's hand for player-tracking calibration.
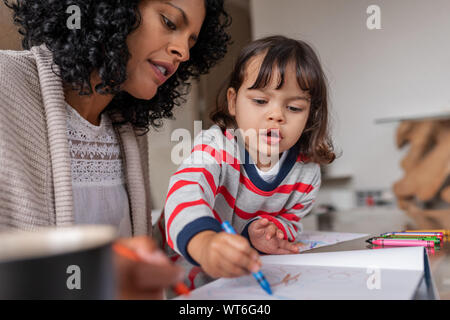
[114,236,184,300]
[187,231,261,279]
[248,218,300,254]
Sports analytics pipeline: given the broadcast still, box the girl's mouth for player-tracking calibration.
[261,129,282,145]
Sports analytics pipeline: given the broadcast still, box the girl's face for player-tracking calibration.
[227,53,311,169]
[122,0,205,100]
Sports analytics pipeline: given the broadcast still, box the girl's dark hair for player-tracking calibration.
[211,35,335,164]
[3,0,231,133]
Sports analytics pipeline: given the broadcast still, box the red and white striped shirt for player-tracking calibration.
[164,125,321,265]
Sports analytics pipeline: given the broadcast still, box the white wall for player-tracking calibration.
[148,82,201,211]
[250,0,450,193]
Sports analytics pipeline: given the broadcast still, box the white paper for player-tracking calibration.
[177,247,425,300]
[296,231,369,252]
[262,246,425,271]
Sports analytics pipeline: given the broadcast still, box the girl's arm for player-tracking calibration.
[246,164,322,253]
[164,137,223,265]
[164,129,260,278]
[187,229,261,278]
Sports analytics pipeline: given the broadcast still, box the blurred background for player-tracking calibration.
[1,0,449,231]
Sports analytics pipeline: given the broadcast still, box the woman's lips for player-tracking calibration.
[148,61,167,84]
[148,60,173,85]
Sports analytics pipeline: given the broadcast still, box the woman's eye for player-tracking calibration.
[162,15,177,30]
[252,99,267,105]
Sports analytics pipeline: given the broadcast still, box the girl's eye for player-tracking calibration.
[252,99,267,105]
[162,15,177,30]
[288,106,303,112]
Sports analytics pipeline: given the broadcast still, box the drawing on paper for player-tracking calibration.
[174,247,427,300]
[272,272,301,287]
[178,263,370,300]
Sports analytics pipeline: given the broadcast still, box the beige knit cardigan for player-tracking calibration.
[0,45,152,236]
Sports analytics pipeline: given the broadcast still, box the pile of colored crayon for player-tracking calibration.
[366,229,448,248]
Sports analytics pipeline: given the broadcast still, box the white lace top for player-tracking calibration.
[66,103,132,237]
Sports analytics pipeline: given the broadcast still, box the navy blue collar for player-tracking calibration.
[239,139,299,192]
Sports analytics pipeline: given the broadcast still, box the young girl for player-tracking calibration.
[163,35,335,284]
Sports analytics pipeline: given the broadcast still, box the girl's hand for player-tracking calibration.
[248,218,300,254]
[114,236,184,300]
[187,231,261,278]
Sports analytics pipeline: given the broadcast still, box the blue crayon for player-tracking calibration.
[221,221,273,295]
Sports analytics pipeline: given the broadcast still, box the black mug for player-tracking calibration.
[0,225,117,299]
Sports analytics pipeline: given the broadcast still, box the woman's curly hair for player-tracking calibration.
[3,0,231,133]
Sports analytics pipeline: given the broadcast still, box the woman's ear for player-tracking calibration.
[227,87,237,116]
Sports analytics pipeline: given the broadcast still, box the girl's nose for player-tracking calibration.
[267,106,286,123]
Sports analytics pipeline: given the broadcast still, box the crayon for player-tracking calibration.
[403,229,449,238]
[112,242,190,296]
[379,235,441,245]
[366,238,435,247]
[381,232,443,241]
[221,221,272,295]
[372,236,436,243]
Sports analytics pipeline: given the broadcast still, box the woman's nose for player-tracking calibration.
[168,37,190,62]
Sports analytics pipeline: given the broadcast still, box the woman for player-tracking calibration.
[0,0,230,298]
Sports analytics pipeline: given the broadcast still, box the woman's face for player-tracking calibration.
[122,0,206,100]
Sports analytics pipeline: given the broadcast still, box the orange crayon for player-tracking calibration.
[112,242,190,296]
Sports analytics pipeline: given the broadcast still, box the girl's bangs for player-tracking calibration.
[248,46,320,97]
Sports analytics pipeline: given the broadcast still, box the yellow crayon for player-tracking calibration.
[403,229,449,238]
